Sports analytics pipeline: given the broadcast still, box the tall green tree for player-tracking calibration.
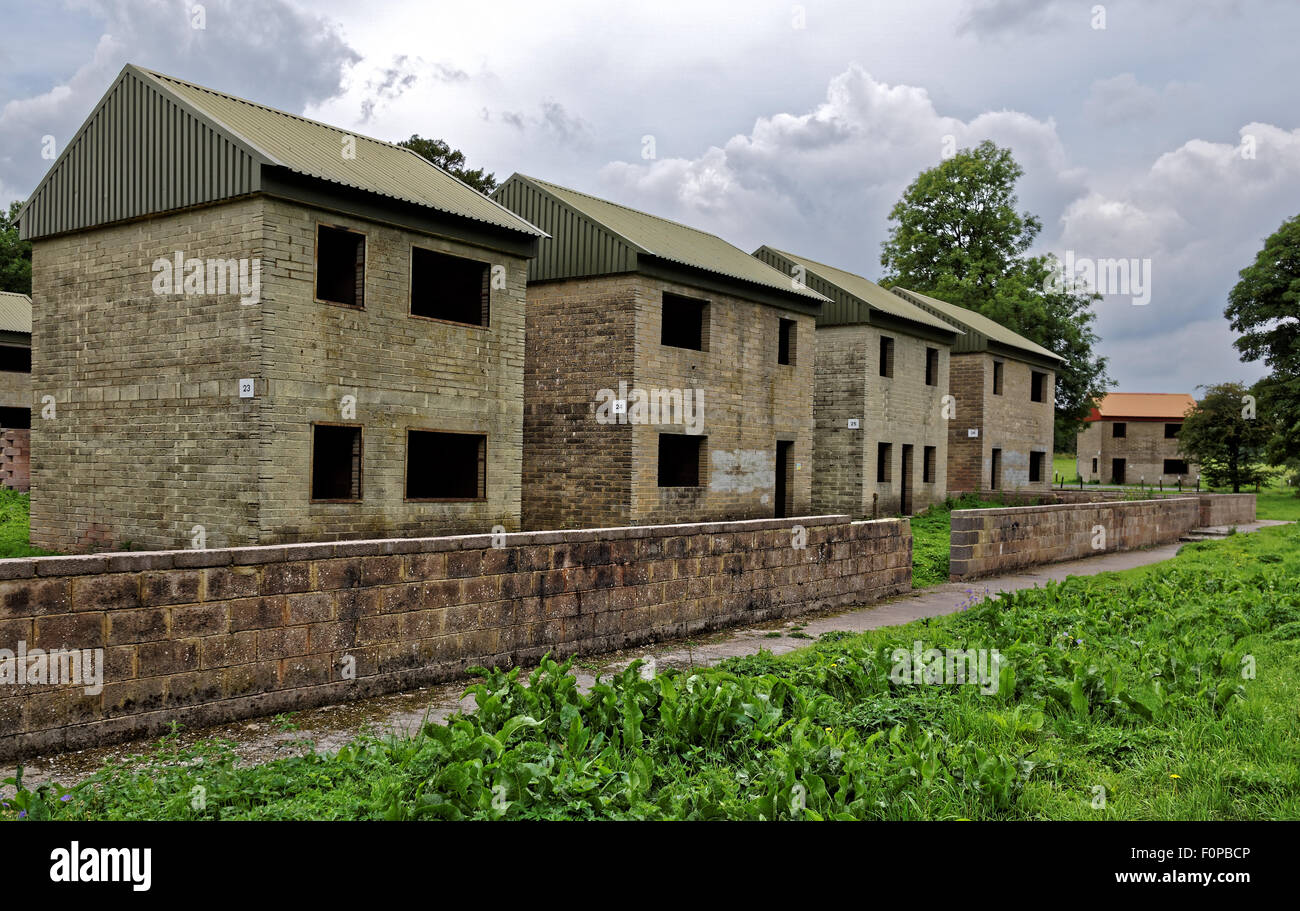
[1178,382,1274,492]
[1224,213,1300,464]
[0,200,32,295]
[879,140,1111,451]
[397,135,497,194]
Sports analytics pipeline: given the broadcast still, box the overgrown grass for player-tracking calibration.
[910,493,1027,588]
[1052,453,1078,483]
[0,489,56,558]
[17,502,1295,820]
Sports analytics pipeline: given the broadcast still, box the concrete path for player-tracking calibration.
[4,519,1287,787]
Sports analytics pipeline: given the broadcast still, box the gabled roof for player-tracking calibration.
[0,293,32,335]
[17,64,545,242]
[889,287,1062,364]
[752,246,963,337]
[1085,393,1196,422]
[492,174,827,311]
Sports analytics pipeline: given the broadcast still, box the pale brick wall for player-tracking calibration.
[0,365,29,411]
[30,196,528,551]
[813,324,949,517]
[948,352,1054,493]
[0,514,911,761]
[522,274,815,529]
[1076,418,1193,484]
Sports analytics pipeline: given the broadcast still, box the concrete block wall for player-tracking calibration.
[948,352,1053,493]
[523,273,815,530]
[0,514,911,761]
[255,198,528,543]
[30,199,266,552]
[949,496,1201,580]
[813,324,949,517]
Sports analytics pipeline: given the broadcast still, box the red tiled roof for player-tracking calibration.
[1085,393,1196,422]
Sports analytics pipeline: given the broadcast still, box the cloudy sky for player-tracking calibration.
[3,0,1297,393]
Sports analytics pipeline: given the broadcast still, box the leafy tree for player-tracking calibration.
[1225,214,1300,463]
[1178,381,1273,492]
[879,140,1112,450]
[397,135,497,194]
[0,200,32,295]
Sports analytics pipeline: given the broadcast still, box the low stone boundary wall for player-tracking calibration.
[0,514,910,761]
[1196,494,1255,527]
[949,497,1201,581]
[958,489,1255,526]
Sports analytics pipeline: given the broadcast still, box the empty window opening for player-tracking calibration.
[1092,457,1099,474]
[876,442,893,484]
[992,361,1004,395]
[1164,423,1180,439]
[0,407,30,429]
[925,347,939,386]
[1164,458,1189,475]
[990,448,1002,489]
[658,433,705,487]
[1112,422,1127,438]
[661,293,708,351]
[879,336,895,378]
[406,430,486,499]
[316,225,365,308]
[1029,451,1045,483]
[923,445,937,483]
[410,247,490,326]
[311,424,362,500]
[778,318,796,365]
[1031,371,1047,403]
[0,346,31,373]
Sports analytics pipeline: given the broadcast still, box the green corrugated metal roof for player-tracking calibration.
[890,287,1062,362]
[0,293,32,335]
[137,68,544,237]
[500,174,826,303]
[755,246,963,335]
[17,64,544,241]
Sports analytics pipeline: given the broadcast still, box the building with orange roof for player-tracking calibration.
[1076,393,1197,484]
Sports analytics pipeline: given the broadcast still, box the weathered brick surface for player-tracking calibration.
[949,497,1201,580]
[813,325,949,517]
[947,353,1053,493]
[522,275,815,530]
[0,514,911,761]
[29,196,527,551]
[0,429,28,492]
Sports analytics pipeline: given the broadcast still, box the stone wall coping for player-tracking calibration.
[2,514,860,578]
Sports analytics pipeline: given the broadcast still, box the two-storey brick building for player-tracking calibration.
[0,292,32,491]
[751,248,962,516]
[492,175,828,530]
[1076,392,1196,484]
[890,288,1061,493]
[17,65,544,550]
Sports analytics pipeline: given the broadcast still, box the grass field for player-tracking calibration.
[0,489,56,559]
[10,517,1297,821]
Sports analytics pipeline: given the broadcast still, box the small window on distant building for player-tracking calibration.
[1164,423,1180,439]
[658,433,705,487]
[316,225,365,308]
[406,430,486,499]
[1031,371,1047,403]
[778,318,796,365]
[923,445,936,483]
[1164,458,1189,475]
[311,424,362,500]
[1092,457,1099,474]
[1029,451,1045,483]
[925,348,939,386]
[990,448,1002,489]
[0,407,30,429]
[1112,422,1127,438]
[0,346,31,373]
[992,361,1004,395]
[877,442,892,483]
[410,247,490,326]
[879,336,895,378]
[661,293,708,351]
